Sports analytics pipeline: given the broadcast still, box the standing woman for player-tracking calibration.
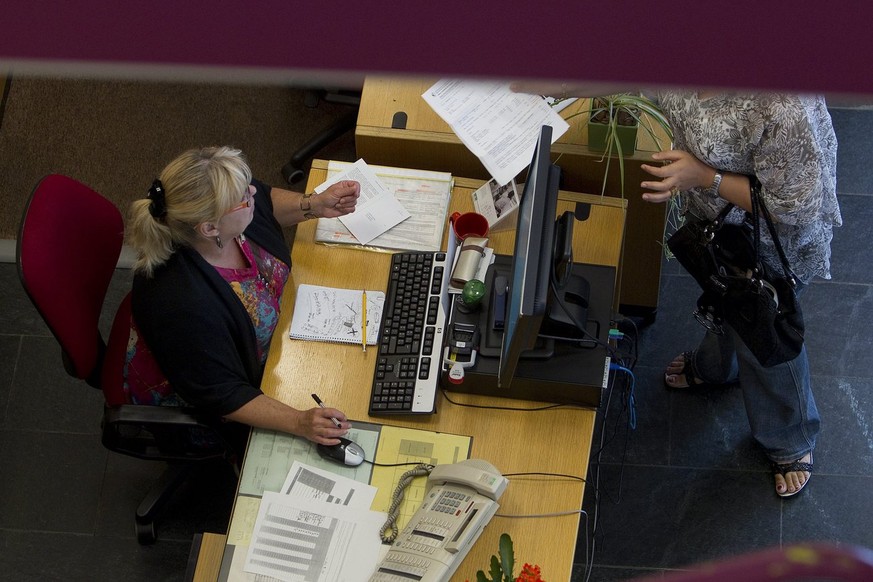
[125,146,361,451]
[639,92,841,497]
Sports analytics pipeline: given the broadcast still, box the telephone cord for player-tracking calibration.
[378,463,434,543]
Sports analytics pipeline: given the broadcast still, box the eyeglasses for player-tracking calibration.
[224,184,255,215]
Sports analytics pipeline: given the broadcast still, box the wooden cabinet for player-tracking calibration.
[355,77,670,318]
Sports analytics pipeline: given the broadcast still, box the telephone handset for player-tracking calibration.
[370,459,508,582]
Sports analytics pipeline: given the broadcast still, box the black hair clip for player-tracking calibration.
[146,179,168,220]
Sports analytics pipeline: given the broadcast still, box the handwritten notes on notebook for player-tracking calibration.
[289,284,385,345]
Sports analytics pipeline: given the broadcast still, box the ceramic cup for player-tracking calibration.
[450,211,489,241]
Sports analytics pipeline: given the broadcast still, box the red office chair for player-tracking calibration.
[16,174,230,544]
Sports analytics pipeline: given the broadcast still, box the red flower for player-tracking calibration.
[515,563,545,582]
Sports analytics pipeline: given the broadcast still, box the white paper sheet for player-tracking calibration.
[422,79,569,186]
[315,161,453,252]
[280,461,377,509]
[244,491,385,582]
[314,158,410,244]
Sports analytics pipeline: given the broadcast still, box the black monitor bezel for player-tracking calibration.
[497,125,561,388]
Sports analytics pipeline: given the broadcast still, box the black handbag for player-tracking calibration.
[666,177,804,367]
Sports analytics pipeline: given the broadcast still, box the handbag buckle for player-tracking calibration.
[693,305,724,335]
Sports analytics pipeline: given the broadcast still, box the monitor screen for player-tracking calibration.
[497,125,561,388]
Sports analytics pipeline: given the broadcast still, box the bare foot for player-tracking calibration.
[773,452,813,497]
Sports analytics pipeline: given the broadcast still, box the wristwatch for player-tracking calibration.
[300,192,318,220]
[709,172,724,198]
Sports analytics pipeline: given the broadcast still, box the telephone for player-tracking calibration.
[369,459,508,582]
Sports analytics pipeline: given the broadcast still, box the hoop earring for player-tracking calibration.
[216,236,223,249]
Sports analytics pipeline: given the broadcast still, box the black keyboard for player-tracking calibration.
[368,251,449,414]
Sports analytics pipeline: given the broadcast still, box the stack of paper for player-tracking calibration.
[244,461,384,582]
[314,159,453,252]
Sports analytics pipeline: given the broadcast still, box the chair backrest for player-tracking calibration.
[102,291,133,406]
[16,174,124,388]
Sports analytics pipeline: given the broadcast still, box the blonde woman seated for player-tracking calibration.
[125,146,360,451]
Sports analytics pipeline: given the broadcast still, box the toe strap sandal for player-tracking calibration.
[771,456,814,498]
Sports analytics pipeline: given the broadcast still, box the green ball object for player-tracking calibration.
[462,279,486,306]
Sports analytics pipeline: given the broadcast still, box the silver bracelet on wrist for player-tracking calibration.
[709,172,723,198]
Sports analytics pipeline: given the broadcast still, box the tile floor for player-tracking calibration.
[1,108,872,581]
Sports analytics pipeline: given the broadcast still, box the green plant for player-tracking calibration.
[470,533,545,582]
[553,93,682,257]
[567,93,674,198]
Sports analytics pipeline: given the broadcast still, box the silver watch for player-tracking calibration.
[709,172,723,198]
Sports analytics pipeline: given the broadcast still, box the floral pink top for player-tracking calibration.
[123,236,290,406]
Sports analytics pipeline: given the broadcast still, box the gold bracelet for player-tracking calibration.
[300,192,318,220]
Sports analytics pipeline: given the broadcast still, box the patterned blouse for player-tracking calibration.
[651,92,842,283]
[123,236,290,406]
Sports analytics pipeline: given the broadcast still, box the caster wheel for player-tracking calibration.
[282,163,305,185]
[136,520,157,545]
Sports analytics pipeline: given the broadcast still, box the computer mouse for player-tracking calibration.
[316,437,366,467]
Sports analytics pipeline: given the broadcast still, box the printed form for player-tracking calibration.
[422,79,569,186]
[244,463,382,582]
[314,159,410,245]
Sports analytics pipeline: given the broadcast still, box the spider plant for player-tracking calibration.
[554,93,680,256]
[570,93,673,197]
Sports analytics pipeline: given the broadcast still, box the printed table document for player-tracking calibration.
[244,462,382,582]
[422,79,569,186]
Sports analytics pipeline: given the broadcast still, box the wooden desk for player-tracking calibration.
[191,533,226,582]
[217,160,626,581]
[355,76,667,318]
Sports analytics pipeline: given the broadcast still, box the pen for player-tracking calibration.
[311,393,342,428]
[361,290,367,354]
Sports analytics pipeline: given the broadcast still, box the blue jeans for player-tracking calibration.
[690,283,819,463]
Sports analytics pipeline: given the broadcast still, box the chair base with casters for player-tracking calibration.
[17,174,235,545]
[281,88,361,185]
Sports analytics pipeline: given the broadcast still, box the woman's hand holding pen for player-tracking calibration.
[315,180,361,218]
[299,406,351,445]
[640,150,716,203]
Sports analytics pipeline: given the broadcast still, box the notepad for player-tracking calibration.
[289,284,385,345]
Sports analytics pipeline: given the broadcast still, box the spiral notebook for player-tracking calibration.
[288,284,385,345]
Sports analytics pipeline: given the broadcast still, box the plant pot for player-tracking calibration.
[587,118,639,155]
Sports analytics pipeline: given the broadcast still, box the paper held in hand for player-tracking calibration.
[313,159,410,245]
[314,160,453,252]
[422,79,568,186]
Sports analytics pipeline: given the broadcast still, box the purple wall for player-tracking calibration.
[2,1,869,95]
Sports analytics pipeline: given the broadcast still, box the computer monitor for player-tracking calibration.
[497,125,562,388]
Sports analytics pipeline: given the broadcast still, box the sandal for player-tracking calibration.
[663,351,706,390]
[771,452,813,498]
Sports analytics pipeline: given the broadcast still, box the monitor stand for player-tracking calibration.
[440,254,615,408]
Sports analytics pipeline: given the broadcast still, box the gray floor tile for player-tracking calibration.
[581,465,781,570]
[0,334,19,426]
[830,109,873,194]
[782,473,873,548]
[829,193,873,285]
[813,375,873,476]
[0,263,50,336]
[0,430,107,533]
[0,530,191,582]
[6,335,105,433]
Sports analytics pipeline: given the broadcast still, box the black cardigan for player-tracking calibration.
[132,179,292,417]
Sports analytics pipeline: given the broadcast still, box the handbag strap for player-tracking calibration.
[749,176,796,285]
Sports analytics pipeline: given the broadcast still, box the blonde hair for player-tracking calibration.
[128,146,253,276]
